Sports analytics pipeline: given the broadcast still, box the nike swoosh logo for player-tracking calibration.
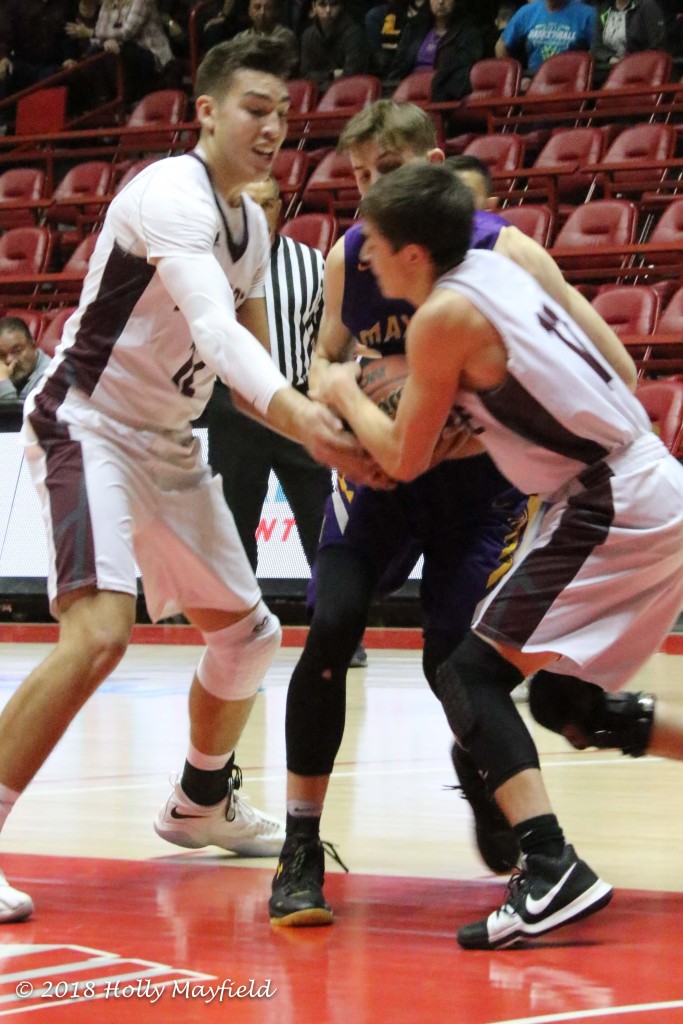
[525,863,576,917]
[252,616,270,634]
[170,807,203,820]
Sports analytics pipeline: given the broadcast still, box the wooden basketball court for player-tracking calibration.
[0,629,681,1023]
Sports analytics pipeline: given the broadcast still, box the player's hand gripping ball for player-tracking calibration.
[358,354,472,465]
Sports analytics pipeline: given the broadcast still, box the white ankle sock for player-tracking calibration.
[287,800,323,819]
[186,744,234,772]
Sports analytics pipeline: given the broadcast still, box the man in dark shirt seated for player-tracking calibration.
[0,318,51,405]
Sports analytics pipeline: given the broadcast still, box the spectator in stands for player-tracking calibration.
[0,0,72,99]
[0,318,51,405]
[203,0,251,50]
[232,0,299,74]
[157,0,194,59]
[386,0,483,102]
[299,0,369,92]
[62,0,104,115]
[64,0,102,65]
[592,0,666,71]
[83,0,174,101]
[365,0,429,77]
[495,0,596,76]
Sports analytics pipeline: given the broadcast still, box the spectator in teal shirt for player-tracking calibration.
[495,0,596,74]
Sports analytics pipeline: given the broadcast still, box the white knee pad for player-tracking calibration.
[196,601,282,700]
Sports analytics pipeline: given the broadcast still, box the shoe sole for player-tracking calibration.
[459,880,613,950]
[154,823,283,857]
[270,908,334,927]
[0,901,34,924]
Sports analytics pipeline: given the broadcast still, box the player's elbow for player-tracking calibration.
[389,446,431,482]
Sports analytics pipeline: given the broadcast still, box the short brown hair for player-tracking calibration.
[338,100,437,156]
[361,163,474,278]
[194,36,293,101]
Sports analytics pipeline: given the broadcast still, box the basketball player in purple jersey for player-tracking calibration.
[269,100,646,929]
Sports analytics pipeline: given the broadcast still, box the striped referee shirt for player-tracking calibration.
[266,234,324,388]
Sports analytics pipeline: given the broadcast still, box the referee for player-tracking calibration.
[207,174,333,573]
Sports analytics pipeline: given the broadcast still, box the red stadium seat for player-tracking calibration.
[590,122,676,205]
[287,78,320,115]
[391,70,435,105]
[526,51,594,103]
[551,198,638,274]
[519,51,594,157]
[55,232,99,296]
[272,149,311,218]
[591,285,660,336]
[642,199,683,268]
[300,150,359,224]
[39,307,77,357]
[44,161,113,250]
[532,127,605,208]
[296,76,382,146]
[659,286,683,333]
[635,379,683,456]
[445,57,522,153]
[281,214,338,258]
[0,227,53,292]
[0,168,46,230]
[501,205,555,247]
[463,133,525,198]
[121,89,188,154]
[596,50,672,113]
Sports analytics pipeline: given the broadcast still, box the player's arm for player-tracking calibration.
[307,237,356,397]
[494,225,638,392]
[155,252,378,477]
[321,290,482,481]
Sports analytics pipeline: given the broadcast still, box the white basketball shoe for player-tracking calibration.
[154,770,284,858]
[0,870,34,923]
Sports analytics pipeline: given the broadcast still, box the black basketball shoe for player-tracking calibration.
[450,742,520,874]
[269,836,347,927]
[458,844,613,950]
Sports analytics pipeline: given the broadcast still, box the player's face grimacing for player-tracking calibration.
[348,139,443,198]
[198,69,289,187]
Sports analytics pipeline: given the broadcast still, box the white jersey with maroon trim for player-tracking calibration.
[35,150,282,434]
[439,249,653,499]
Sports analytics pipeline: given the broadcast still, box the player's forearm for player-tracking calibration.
[331,375,423,482]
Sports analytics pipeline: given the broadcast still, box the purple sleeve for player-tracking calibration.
[470,210,508,250]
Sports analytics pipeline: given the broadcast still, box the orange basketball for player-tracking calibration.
[358,355,408,420]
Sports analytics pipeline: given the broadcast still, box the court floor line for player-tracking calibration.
[490,1000,683,1024]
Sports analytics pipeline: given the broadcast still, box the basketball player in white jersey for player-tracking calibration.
[0,36,376,923]
[318,163,683,949]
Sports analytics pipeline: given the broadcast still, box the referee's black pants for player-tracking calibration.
[207,381,332,572]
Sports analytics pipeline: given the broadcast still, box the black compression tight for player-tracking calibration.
[286,547,377,776]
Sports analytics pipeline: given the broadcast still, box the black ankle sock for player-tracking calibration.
[285,812,321,840]
[181,755,234,807]
[513,814,565,859]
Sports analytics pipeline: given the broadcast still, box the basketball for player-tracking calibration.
[358,354,408,419]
